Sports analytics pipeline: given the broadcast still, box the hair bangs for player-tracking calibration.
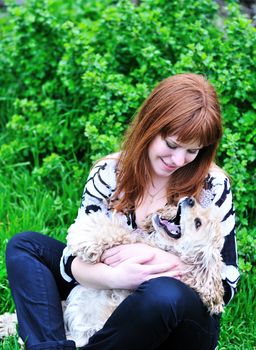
[161,107,222,147]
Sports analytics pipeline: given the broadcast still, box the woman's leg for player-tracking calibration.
[6,231,76,350]
[84,277,220,350]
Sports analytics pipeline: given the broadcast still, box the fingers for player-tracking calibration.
[144,262,177,274]
[147,269,184,281]
[102,247,156,266]
[101,253,119,266]
[125,254,155,265]
[101,246,120,261]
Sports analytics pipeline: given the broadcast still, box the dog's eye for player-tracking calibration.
[194,218,202,229]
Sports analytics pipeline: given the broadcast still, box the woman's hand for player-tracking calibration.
[101,243,186,287]
[101,243,183,267]
[109,254,182,290]
[101,243,154,266]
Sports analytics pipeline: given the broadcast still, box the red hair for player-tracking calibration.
[113,73,222,212]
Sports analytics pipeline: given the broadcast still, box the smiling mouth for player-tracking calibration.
[161,158,177,170]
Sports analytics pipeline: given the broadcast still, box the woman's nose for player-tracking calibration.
[172,150,186,167]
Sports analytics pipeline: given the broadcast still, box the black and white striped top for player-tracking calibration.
[60,158,240,305]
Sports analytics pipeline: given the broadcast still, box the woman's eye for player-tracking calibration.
[188,149,199,154]
[165,141,177,149]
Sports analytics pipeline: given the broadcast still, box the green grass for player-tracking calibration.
[0,168,255,349]
[218,272,256,349]
[0,337,21,350]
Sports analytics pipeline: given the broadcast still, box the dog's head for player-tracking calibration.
[152,197,223,248]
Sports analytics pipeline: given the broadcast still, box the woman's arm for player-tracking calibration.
[71,253,181,290]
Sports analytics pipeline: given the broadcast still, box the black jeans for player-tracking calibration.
[6,232,220,350]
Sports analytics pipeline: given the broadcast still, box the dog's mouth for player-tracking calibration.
[152,204,181,239]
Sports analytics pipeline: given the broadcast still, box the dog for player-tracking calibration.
[64,197,225,347]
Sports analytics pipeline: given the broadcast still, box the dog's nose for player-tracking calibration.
[185,197,195,207]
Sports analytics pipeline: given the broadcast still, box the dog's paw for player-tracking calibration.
[0,312,17,338]
[201,293,224,316]
[209,303,224,315]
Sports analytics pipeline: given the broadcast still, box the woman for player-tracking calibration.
[5,73,239,350]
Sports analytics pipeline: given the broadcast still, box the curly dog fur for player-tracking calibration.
[64,197,225,347]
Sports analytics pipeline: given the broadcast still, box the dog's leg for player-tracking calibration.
[67,212,137,263]
[200,276,224,315]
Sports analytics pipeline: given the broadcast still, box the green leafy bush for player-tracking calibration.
[0,0,255,270]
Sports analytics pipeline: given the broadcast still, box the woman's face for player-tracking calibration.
[148,134,202,179]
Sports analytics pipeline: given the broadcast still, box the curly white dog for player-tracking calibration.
[64,197,225,347]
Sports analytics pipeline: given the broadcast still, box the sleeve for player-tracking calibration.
[206,173,240,305]
[60,158,118,283]
[76,159,117,219]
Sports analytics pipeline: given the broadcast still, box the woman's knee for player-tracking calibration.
[139,276,189,303]
[134,277,189,324]
[6,231,40,263]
